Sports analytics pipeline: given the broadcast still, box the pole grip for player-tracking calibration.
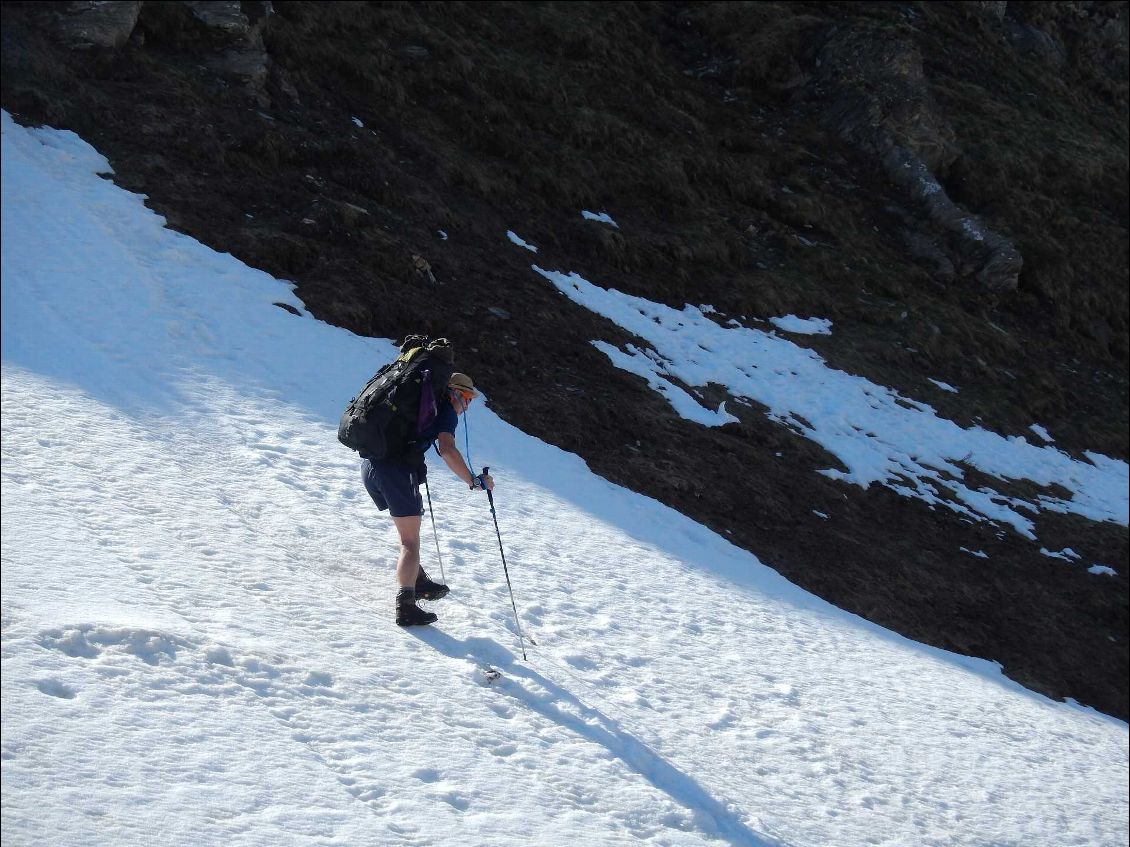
[481,467,494,508]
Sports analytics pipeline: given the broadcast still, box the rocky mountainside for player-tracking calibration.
[2,1,1127,719]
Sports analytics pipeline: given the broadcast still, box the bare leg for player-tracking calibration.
[391,514,422,589]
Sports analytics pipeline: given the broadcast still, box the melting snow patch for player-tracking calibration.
[437,230,448,240]
[351,116,364,128]
[927,378,959,393]
[769,315,833,335]
[1029,424,1054,443]
[581,210,619,228]
[1088,565,1117,577]
[531,264,1130,539]
[591,340,738,427]
[1040,547,1081,562]
[506,230,538,252]
[960,547,990,559]
[812,510,830,520]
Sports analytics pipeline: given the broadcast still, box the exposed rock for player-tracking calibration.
[194,1,271,89]
[182,1,256,42]
[812,26,1022,293]
[411,255,437,285]
[46,1,141,50]
[138,1,272,89]
[1006,1,1129,86]
[879,144,1021,292]
[815,28,954,170]
[970,1,1007,20]
[1004,20,1067,66]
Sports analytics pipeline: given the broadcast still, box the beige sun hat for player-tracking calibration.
[448,372,480,398]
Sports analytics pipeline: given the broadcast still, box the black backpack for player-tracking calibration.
[338,335,456,461]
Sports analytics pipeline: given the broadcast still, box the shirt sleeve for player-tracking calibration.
[437,404,458,436]
[418,402,457,452]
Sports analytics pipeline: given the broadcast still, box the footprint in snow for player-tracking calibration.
[487,702,514,719]
[411,768,441,783]
[441,792,470,811]
[36,678,77,699]
[564,654,598,671]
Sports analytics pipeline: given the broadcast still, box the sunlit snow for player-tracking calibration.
[506,230,538,252]
[581,210,619,227]
[768,315,832,335]
[928,377,959,393]
[531,266,1129,542]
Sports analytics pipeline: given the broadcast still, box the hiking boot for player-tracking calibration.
[415,573,450,601]
[396,602,438,627]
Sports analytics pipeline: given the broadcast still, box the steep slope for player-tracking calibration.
[4,106,1128,847]
[1,1,1126,717]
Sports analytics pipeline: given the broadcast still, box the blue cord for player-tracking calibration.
[462,401,475,480]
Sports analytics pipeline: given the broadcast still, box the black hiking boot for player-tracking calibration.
[415,572,450,601]
[396,602,438,627]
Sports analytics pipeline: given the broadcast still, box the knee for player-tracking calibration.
[400,537,421,556]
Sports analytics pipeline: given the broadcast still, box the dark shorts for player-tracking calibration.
[361,458,424,518]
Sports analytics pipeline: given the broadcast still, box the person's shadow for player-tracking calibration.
[410,628,779,847]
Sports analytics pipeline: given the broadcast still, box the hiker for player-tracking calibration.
[360,372,494,626]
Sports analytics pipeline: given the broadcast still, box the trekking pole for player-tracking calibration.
[423,478,447,585]
[481,466,527,661]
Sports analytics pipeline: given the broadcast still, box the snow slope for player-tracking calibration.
[2,112,1127,847]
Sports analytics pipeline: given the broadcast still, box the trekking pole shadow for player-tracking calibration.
[409,628,780,847]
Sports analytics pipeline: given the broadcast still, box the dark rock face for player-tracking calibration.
[811,24,1023,294]
[47,1,142,50]
[136,0,272,91]
[2,1,1126,719]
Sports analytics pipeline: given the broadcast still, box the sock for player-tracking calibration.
[396,587,416,607]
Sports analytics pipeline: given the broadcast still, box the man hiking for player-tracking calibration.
[360,372,494,626]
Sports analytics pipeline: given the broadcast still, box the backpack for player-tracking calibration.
[338,335,456,461]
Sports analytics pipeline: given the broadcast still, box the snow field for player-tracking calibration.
[3,111,1128,847]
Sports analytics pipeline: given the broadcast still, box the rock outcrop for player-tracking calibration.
[175,1,272,88]
[21,1,273,92]
[811,25,1022,293]
[44,1,142,50]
